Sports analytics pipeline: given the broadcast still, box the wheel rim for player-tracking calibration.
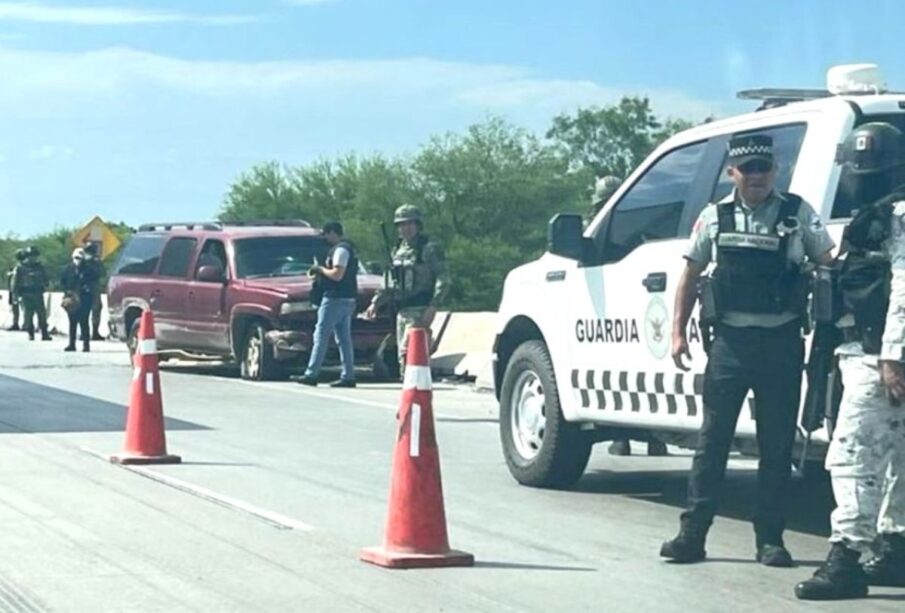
[510,369,546,460]
[245,331,261,378]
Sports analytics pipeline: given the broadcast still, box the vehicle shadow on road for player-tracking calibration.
[575,466,834,539]
[0,374,209,434]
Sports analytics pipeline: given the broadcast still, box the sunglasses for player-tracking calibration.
[736,159,773,174]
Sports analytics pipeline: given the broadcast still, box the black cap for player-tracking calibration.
[728,134,774,167]
[322,221,343,236]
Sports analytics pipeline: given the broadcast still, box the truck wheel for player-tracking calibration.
[241,323,278,381]
[499,340,592,488]
[126,317,140,362]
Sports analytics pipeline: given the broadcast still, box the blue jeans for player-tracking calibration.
[304,297,356,380]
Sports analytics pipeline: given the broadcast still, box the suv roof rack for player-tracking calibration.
[220,219,311,228]
[737,88,833,110]
[137,219,312,232]
[138,222,223,232]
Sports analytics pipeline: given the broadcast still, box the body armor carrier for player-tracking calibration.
[835,189,905,353]
[709,194,808,317]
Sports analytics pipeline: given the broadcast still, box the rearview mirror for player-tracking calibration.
[548,213,585,261]
[197,265,226,283]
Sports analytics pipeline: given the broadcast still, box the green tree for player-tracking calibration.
[221,161,309,222]
[546,96,694,179]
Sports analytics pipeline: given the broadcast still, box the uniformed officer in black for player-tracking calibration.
[662,134,835,566]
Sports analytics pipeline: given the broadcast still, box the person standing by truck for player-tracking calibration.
[662,133,834,567]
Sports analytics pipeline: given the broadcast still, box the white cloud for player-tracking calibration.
[0,46,723,121]
[0,2,258,26]
[27,144,74,160]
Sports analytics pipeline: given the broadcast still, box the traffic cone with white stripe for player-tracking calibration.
[110,311,181,465]
[360,326,473,569]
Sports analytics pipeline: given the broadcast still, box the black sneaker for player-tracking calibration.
[608,439,631,456]
[795,542,868,600]
[756,543,795,568]
[660,524,707,563]
[329,379,357,388]
[292,374,318,387]
[64,345,76,352]
[864,533,905,587]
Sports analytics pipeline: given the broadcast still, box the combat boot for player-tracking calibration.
[863,533,905,587]
[660,522,707,563]
[795,542,868,600]
[6,323,20,331]
[41,326,52,341]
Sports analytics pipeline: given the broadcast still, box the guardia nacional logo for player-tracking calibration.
[644,295,670,360]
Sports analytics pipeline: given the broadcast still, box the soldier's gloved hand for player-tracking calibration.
[880,360,905,407]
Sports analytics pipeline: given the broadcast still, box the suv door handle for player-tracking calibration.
[642,272,667,293]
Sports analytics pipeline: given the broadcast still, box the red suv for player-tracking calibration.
[107,221,398,380]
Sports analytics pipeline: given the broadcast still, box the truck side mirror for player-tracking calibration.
[548,213,585,261]
[197,265,226,283]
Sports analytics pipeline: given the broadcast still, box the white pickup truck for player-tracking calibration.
[492,64,904,488]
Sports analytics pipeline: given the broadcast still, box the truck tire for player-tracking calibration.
[126,316,140,362]
[240,322,279,381]
[499,340,592,488]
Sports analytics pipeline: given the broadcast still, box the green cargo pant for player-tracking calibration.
[19,292,47,338]
[397,306,432,374]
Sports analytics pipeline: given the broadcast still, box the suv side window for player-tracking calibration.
[195,239,227,279]
[595,141,707,263]
[158,237,198,278]
[112,234,167,276]
[711,123,807,202]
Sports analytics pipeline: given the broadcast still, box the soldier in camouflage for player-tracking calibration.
[13,245,51,341]
[796,122,905,600]
[5,249,25,331]
[366,204,449,375]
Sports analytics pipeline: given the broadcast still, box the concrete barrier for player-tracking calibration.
[430,311,496,390]
[0,290,11,329]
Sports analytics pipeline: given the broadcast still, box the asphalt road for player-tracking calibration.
[0,331,902,612]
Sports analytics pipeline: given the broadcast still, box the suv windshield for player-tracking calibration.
[234,236,328,279]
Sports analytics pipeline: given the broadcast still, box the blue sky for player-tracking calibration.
[1,0,904,235]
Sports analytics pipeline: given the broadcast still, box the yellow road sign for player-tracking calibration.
[71,216,121,259]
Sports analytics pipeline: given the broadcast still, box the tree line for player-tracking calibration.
[2,97,693,310]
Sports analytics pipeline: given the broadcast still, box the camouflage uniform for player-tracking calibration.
[373,205,450,373]
[828,199,905,551]
[13,248,50,340]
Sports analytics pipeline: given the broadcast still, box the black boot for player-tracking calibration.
[7,324,19,331]
[41,328,52,341]
[608,439,631,456]
[647,440,668,456]
[64,345,75,352]
[795,542,868,600]
[864,533,905,587]
[660,522,708,563]
[82,342,90,353]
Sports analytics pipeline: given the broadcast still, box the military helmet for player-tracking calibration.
[24,245,40,257]
[394,204,423,224]
[14,248,26,261]
[838,122,905,175]
[591,175,621,204]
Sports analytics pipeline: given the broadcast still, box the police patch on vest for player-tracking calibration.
[717,233,781,251]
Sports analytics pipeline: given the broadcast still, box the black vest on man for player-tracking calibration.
[322,240,358,299]
[711,193,807,316]
[837,188,905,353]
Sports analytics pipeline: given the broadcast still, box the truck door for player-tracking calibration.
[185,238,231,353]
[152,236,197,346]
[565,138,721,428]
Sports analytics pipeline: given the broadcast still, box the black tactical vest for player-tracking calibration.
[322,240,359,299]
[711,194,807,316]
[837,189,905,353]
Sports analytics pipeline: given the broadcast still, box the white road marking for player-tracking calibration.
[410,403,421,457]
[81,447,314,532]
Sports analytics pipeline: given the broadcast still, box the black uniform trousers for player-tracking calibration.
[67,295,92,350]
[681,320,804,544]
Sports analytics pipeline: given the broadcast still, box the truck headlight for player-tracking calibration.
[280,301,316,315]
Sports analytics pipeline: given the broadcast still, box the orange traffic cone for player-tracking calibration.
[360,327,474,569]
[110,311,181,465]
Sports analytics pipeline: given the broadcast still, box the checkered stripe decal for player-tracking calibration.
[728,144,772,157]
[570,369,755,417]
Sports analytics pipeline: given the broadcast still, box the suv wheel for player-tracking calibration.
[499,340,592,488]
[126,316,141,362]
[241,323,278,381]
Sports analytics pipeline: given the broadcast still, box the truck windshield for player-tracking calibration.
[234,236,328,279]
